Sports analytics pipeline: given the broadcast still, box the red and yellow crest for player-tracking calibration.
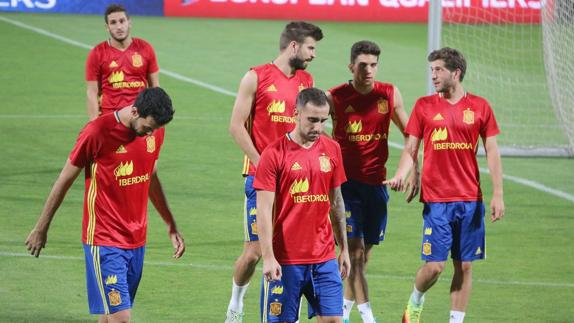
[108,289,122,306]
[146,136,156,153]
[463,108,474,125]
[132,52,143,68]
[319,155,331,173]
[298,83,306,92]
[422,242,432,256]
[270,302,282,316]
[377,99,389,114]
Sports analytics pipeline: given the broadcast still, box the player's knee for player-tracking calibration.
[349,247,366,264]
[426,261,446,277]
[454,261,473,274]
[240,243,262,264]
[107,309,131,323]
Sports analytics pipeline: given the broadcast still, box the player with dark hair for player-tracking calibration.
[385,47,504,323]
[25,87,185,323]
[226,21,324,323]
[327,40,419,323]
[86,3,160,120]
[256,88,350,323]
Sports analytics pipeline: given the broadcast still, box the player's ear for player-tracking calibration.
[348,62,354,73]
[290,41,298,54]
[453,68,461,82]
[130,106,139,118]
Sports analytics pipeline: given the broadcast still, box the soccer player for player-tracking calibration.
[226,21,324,322]
[25,88,185,323]
[385,48,505,323]
[86,4,160,120]
[327,40,419,323]
[256,88,350,323]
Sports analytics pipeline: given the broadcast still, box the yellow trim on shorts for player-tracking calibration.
[91,245,110,314]
[86,163,98,245]
[262,279,269,323]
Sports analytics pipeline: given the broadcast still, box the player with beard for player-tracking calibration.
[256,88,350,323]
[226,21,324,323]
[85,4,160,120]
[385,48,504,323]
[25,88,185,323]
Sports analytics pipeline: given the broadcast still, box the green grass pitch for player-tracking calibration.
[0,13,573,322]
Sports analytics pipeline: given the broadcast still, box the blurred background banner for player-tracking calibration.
[0,0,543,23]
[0,0,164,16]
[164,0,542,23]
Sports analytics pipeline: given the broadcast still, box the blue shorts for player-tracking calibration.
[244,176,258,242]
[421,202,485,262]
[83,244,145,314]
[342,179,389,245]
[260,259,343,322]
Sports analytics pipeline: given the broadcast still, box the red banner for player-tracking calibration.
[164,0,543,23]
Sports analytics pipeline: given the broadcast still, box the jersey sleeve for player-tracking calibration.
[85,48,100,82]
[405,99,424,139]
[146,43,159,74]
[153,128,165,160]
[69,123,101,168]
[253,146,279,192]
[307,72,314,88]
[480,102,500,138]
[330,142,347,189]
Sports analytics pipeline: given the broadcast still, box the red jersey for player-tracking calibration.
[69,112,164,248]
[253,134,347,265]
[243,63,314,176]
[330,81,395,185]
[85,38,159,115]
[406,93,500,202]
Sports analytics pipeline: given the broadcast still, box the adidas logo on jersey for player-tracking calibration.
[433,113,444,121]
[267,84,278,92]
[475,247,482,255]
[109,61,118,68]
[344,105,355,113]
[115,145,127,154]
[291,162,302,171]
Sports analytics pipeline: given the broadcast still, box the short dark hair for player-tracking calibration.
[428,47,467,82]
[104,4,128,24]
[296,88,328,111]
[350,40,381,63]
[279,21,323,50]
[134,88,175,126]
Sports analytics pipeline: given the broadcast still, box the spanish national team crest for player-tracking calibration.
[270,301,282,316]
[146,136,156,153]
[377,98,389,114]
[319,155,331,173]
[463,108,474,125]
[422,242,432,256]
[108,289,122,306]
[132,52,143,68]
[298,83,306,92]
[105,275,118,285]
[271,286,284,295]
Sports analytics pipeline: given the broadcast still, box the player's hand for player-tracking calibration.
[338,250,351,280]
[25,228,47,257]
[383,175,406,192]
[262,257,282,282]
[405,170,420,203]
[490,195,505,222]
[169,230,185,258]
